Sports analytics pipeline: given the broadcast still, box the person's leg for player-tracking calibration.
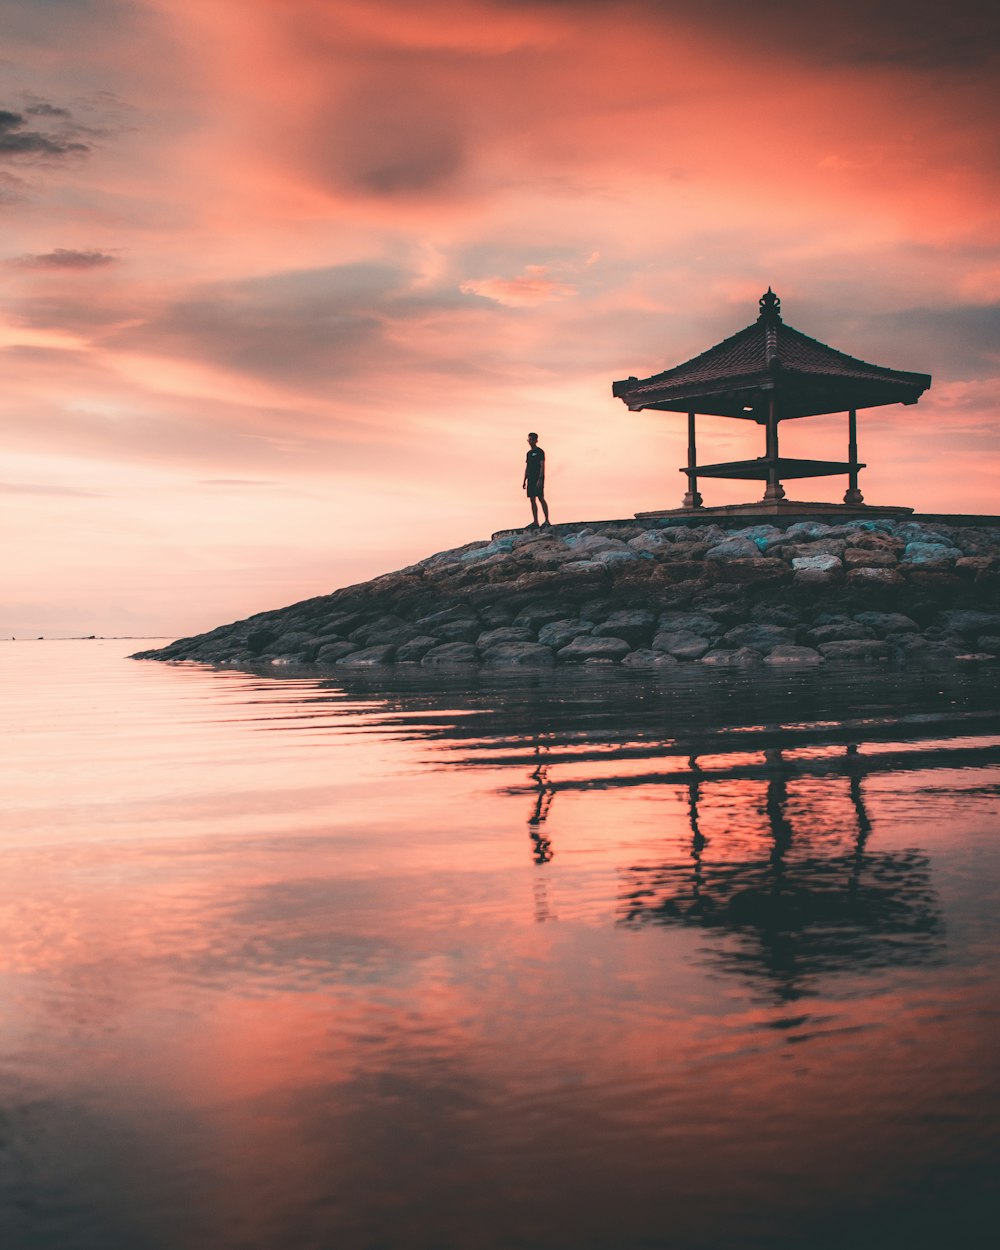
[538,492,550,524]
[529,495,539,526]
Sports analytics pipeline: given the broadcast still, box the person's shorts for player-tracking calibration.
[527,480,543,498]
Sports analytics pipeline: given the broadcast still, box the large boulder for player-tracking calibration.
[721,623,796,653]
[592,609,657,645]
[476,626,534,648]
[846,567,904,589]
[845,547,897,568]
[421,641,479,665]
[336,643,398,666]
[395,636,440,662]
[853,611,919,636]
[792,553,843,586]
[657,611,722,637]
[480,642,555,666]
[902,541,961,567]
[316,640,360,663]
[651,629,711,660]
[705,537,761,560]
[557,636,632,663]
[817,640,890,661]
[537,618,595,648]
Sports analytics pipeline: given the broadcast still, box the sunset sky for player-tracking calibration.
[3,0,998,637]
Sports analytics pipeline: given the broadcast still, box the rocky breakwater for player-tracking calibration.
[134,517,1000,670]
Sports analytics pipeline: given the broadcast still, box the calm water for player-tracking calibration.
[2,642,999,1250]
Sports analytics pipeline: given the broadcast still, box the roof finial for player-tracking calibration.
[758,287,781,322]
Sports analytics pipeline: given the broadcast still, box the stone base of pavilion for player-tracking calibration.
[636,499,914,523]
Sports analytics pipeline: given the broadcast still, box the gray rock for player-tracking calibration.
[784,521,832,541]
[806,622,874,645]
[621,648,679,667]
[977,635,1000,654]
[845,547,897,568]
[420,642,479,665]
[894,522,953,545]
[713,558,790,585]
[563,533,626,555]
[651,629,711,660]
[478,604,515,628]
[657,611,721,637]
[721,623,796,653]
[415,606,480,629]
[537,619,595,649]
[481,642,555,666]
[699,647,764,667]
[592,548,640,565]
[854,611,919,635]
[817,640,890,661]
[793,553,843,586]
[263,629,313,655]
[557,636,632,663]
[476,626,534,648]
[513,603,572,629]
[430,618,481,643]
[902,542,960,566]
[764,645,824,666]
[749,603,802,626]
[938,610,1000,636]
[349,616,415,646]
[592,609,657,645]
[628,530,675,554]
[846,567,904,588]
[784,538,848,560]
[729,524,781,547]
[336,643,398,666]
[705,537,761,560]
[246,628,278,655]
[891,635,961,664]
[316,640,360,663]
[394,636,440,662]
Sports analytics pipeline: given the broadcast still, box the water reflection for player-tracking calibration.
[323,667,998,1005]
[3,649,999,1250]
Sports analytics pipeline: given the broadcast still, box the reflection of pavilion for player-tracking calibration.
[618,745,943,1001]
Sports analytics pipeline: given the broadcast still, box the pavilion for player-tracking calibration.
[612,289,931,518]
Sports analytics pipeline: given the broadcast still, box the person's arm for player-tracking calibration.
[537,450,545,489]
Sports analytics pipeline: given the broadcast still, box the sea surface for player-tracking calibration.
[2,641,999,1250]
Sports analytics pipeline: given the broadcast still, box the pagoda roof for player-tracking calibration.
[613,289,931,419]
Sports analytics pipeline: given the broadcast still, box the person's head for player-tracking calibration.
[527,432,538,446]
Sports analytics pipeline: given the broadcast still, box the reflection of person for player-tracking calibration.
[522,432,550,528]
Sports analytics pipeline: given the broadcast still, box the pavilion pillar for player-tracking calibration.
[843,408,865,504]
[762,396,785,501]
[682,410,703,508]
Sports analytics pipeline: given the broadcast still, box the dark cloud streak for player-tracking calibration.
[0,107,90,160]
[10,248,117,269]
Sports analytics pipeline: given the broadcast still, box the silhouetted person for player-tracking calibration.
[522,432,550,528]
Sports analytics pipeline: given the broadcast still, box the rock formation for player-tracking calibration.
[133,516,1000,670]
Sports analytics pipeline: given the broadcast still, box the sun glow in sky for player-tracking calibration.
[3,0,999,636]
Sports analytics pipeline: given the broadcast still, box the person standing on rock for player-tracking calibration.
[523,432,550,529]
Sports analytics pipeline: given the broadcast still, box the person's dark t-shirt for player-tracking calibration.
[526,446,545,487]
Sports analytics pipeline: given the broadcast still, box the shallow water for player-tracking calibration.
[2,642,999,1250]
